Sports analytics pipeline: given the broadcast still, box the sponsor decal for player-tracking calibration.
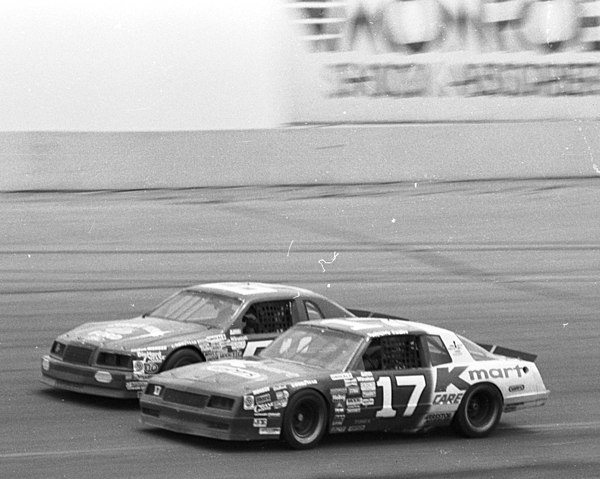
[330,426,347,434]
[275,390,289,401]
[204,333,228,343]
[288,379,318,389]
[344,378,358,387]
[228,339,246,351]
[230,328,242,336]
[252,387,270,396]
[348,425,366,432]
[435,366,470,392]
[347,407,361,414]
[258,427,281,436]
[255,402,274,413]
[254,412,281,418]
[253,418,268,428]
[347,385,360,396]
[353,419,371,425]
[207,365,263,379]
[243,395,255,410]
[332,414,345,426]
[346,397,362,407]
[330,387,347,395]
[331,393,346,402]
[446,340,465,357]
[143,362,160,374]
[360,381,376,391]
[509,384,526,392]
[362,390,376,399]
[330,372,353,381]
[255,393,272,405]
[362,398,375,407]
[273,399,288,409]
[433,392,464,405]
[125,381,147,391]
[468,365,527,381]
[334,405,346,414]
[359,371,373,378]
[132,346,168,353]
[425,413,453,424]
[133,360,145,375]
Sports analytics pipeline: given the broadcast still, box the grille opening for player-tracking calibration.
[51,341,66,358]
[208,395,235,411]
[62,345,95,365]
[96,352,133,369]
[163,389,209,408]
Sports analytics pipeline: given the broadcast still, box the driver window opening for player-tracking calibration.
[242,301,293,334]
[360,335,423,371]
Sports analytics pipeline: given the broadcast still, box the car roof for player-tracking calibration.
[185,282,322,301]
[303,317,451,338]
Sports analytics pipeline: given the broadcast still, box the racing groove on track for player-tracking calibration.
[1,179,599,478]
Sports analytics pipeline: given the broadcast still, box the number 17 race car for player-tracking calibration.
[139,317,549,449]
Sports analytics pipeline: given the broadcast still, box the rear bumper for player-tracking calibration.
[40,355,145,399]
[504,389,550,412]
[139,395,277,442]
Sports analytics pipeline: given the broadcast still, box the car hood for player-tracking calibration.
[58,316,219,351]
[151,358,323,395]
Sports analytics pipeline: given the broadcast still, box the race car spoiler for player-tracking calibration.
[348,309,410,321]
[477,343,538,362]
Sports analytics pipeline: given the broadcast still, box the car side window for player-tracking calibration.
[424,335,452,366]
[304,301,324,321]
[361,335,423,371]
[242,301,293,334]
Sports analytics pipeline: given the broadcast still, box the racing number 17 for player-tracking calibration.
[376,375,426,418]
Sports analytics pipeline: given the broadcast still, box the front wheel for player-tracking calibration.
[452,384,503,438]
[162,349,203,370]
[281,390,328,449]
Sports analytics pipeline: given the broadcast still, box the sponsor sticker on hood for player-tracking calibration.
[206,364,264,380]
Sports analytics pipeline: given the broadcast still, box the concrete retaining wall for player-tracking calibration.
[2,121,599,191]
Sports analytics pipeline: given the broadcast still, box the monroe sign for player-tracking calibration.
[285,0,600,122]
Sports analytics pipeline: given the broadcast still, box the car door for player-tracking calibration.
[353,334,434,430]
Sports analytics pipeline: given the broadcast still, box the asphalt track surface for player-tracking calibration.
[2,179,599,479]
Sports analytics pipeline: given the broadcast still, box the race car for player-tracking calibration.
[139,317,549,449]
[40,282,357,398]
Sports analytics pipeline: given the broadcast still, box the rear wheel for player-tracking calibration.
[162,349,203,370]
[282,390,328,449]
[453,384,503,438]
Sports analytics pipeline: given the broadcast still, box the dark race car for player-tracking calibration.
[40,282,356,398]
[139,317,549,449]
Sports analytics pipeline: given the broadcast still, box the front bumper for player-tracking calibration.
[139,394,277,442]
[40,355,146,399]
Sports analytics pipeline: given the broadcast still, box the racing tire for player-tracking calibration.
[453,383,503,438]
[282,390,328,450]
[162,349,203,370]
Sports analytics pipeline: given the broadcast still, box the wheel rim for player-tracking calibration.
[467,391,494,428]
[292,399,321,441]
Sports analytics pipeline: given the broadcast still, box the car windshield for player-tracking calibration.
[148,290,242,328]
[260,325,363,370]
